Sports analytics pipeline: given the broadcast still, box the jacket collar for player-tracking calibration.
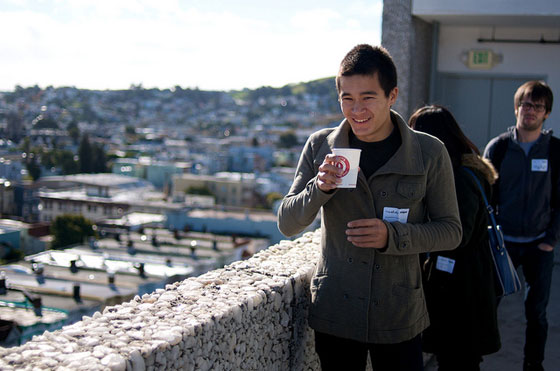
[325,110,425,176]
[509,125,553,145]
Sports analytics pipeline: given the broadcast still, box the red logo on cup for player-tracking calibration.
[334,156,350,177]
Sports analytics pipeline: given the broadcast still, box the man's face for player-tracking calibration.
[338,73,398,142]
[515,96,549,132]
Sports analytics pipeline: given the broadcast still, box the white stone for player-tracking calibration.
[154,331,182,346]
[129,350,145,371]
[101,354,126,371]
[142,296,157,304]
[81,337,101,347]
[158,292,176,302]
[62,328,85,337]
[129,331,145,341]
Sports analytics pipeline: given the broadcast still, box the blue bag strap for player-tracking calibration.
[462,166,505,251]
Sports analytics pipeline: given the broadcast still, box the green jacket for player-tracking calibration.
[277,111,462,344]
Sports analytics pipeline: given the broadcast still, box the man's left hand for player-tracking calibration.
[346,218,388,249]
[538,242,554,252]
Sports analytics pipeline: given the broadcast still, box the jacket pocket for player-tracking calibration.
[396,182,425,201]
[392,284,423,298]
[374,284,425,331]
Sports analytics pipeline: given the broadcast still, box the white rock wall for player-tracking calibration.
[0,231,322,371]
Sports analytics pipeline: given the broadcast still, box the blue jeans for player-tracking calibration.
[505,240,554,364]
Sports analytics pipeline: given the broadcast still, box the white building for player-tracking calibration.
[37,174,157,222]
[172,172,258,208]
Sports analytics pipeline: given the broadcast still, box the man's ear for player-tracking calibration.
[389,87,398,106]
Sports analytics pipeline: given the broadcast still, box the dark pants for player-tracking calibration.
[435,353,481,371]
[314,331,424,371]
[505,240,554,365]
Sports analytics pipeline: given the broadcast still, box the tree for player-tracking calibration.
[58,150,79,175]
[51,214,95,249]
[279,131,298,148]
[78,134,93,173]
[67,121,80,144]
[91,143,107,173]
[26,157,41,181]
[33,116,59,129]
[125,125,136,135]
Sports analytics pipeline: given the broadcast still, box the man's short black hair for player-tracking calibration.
[336,44,397,97]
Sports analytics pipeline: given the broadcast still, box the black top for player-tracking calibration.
[349,124,402,179]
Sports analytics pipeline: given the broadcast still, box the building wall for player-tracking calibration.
[0,228,20,255]
[145,164,184,190]
[382,0,434,120]
[412,0,560,15]
[14,182,40,223]
[436,25,560,133]
[383,0,560,139]
[0,183,15,216]
[184,213,284,245]
[39,198,126,223]
[172,174,257,208]
[0,160,22,181]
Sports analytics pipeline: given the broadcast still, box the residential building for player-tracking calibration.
[0,219,48,256]
[228,145,274,173]
[172,172,258,208]
[0,227,20,259]
[13,181,41,223]
[0,178,15,217]
[112,157,190,191]
[37,174,155,223]
[0,157,22,182]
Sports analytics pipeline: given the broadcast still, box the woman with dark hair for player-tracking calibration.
[409,105,501,370]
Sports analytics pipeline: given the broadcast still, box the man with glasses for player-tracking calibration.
[484,80,558,371]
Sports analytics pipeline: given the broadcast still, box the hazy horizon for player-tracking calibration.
[0,75,336,93]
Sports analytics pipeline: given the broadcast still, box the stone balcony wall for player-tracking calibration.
[0,231,322,371]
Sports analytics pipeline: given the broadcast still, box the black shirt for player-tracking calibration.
[349,125,402,179]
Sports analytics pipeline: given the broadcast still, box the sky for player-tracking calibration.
[0,0,383,92]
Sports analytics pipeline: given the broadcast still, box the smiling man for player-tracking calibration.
[484,81,558,371]
[277,44,462,371]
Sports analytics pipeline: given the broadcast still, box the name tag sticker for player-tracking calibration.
[382,207,410,223]
[532,159,548,172]
[435,256,455,274]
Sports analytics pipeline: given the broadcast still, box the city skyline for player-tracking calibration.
[0,0,383,92]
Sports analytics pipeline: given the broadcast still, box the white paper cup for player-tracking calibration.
[332,148,361,188]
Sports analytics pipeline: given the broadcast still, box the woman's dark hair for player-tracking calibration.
[408,105,479,168]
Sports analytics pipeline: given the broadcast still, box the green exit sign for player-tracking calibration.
[468,50,494,69]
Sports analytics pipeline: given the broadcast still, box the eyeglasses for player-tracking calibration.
[519,101,546,113]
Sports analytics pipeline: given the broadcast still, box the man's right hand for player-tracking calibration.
[317,154,342,192]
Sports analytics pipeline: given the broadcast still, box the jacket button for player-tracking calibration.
[380,191,387,197]
[375,264,381,270]
[347,257,353,263]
